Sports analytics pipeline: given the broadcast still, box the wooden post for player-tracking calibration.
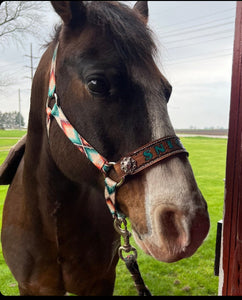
[221,1,242,295]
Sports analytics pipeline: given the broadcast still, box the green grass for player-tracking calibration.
[0,130,26,164]
[0,132,227,296]
[0,130,27,137]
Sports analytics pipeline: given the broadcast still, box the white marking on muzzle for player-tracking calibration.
[143,94,175,238]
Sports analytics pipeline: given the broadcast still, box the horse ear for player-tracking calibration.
[51,1,86,27]
[133,1,149,25]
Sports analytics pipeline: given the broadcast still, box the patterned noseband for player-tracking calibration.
[46,42,188,220]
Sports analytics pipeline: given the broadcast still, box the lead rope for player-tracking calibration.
[114,218,152,296]
[104,175,152,295]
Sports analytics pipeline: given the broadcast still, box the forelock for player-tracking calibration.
[85,1,157,63]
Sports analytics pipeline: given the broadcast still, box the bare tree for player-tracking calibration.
[0,73,13,93]
[0,1,53,90]
[0,1,49,48]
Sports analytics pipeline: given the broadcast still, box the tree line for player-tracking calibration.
[0,111,25,129]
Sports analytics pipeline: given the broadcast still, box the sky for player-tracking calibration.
[0,1,237,129]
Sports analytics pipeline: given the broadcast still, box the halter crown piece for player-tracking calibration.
[46,42,188,219]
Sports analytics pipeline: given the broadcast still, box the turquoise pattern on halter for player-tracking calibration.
[48,44,58,98]
[46,42,121,218]
[50,102,111,174]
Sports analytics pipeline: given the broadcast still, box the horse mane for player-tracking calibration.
[48,1,157,64]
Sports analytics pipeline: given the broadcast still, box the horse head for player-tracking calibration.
[49,1,209,263]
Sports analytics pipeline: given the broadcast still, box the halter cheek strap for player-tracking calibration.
[46,43,123,217]
[46,43,111,173]
[46,98,111,174]
[46,42,188,219]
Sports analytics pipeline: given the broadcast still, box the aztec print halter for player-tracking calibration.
[46,42,188,219]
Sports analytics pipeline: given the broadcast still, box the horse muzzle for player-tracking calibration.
[132,203,210,263]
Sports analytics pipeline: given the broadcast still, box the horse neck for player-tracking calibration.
[24,45,51,173]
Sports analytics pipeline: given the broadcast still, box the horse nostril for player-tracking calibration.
[160,210,179,239]
[157,206,191,252]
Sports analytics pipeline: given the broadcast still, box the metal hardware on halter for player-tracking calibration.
[120,157,137,175]
[106,162,125,188]
[114,218,138,261]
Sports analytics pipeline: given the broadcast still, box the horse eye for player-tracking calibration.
[87,79,109,96]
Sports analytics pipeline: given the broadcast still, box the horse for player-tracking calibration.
[0,1,210,296]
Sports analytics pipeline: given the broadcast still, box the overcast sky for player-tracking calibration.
[0,1,237,129]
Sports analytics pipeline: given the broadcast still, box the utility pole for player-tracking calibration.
[30,43,33,82]
[24,43,39,83]
[18,88,21,129]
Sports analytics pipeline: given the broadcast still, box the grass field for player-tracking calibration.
[0,130,227,295]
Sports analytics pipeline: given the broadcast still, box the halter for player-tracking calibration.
[46,42,188,219]
[46,42,188,296]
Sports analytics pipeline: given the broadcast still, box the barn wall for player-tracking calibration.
[220,1,242,295]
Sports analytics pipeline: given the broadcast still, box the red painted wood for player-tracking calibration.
[222,1,242,295]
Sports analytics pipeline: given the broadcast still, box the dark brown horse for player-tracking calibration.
[0,1,210,296]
